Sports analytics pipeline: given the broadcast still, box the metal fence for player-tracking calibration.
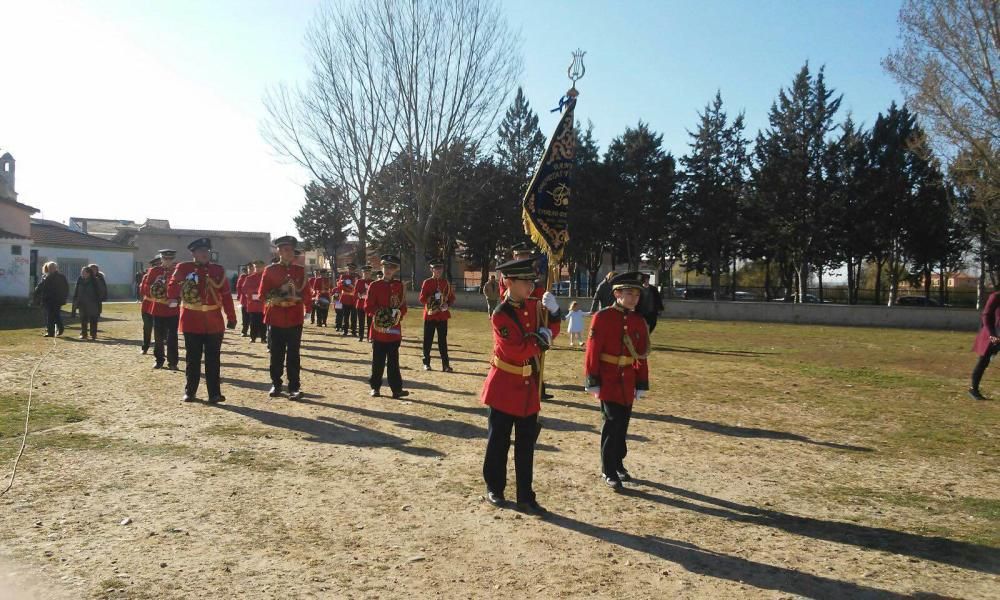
[667,285,982,308]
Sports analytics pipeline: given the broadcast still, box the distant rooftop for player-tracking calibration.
[32,218,133,250]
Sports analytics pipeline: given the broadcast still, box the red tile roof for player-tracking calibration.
[30,220,133,250]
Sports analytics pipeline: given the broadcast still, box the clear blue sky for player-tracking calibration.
[1,0,904,237]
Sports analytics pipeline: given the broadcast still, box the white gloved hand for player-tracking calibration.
[541,291,559,315]
[585,386,601,397]
[440,304,448,312]
[635,390,647,401]
[537,326,553,347]
[391,308,401,322]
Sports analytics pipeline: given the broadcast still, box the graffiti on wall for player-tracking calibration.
[0,256,29,281]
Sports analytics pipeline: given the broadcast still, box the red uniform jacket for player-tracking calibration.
[139,270,155,316]
[480,297,562,417]
[363,278,407,342]
[972,291,1000,356]
[236,274,248,305]
[585,305,650,406]
[140,265,180,318]
[336,273,358,307]
[258,262,312,328]
[166,261,237,335]
[313,276,333,300]
[242,271,264,313]
[356,277,371,304]
[419,277,456,321]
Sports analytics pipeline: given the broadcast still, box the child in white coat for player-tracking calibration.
[564,301,585,347]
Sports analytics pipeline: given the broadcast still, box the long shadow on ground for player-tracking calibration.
[544,511,949,600]
[212,403,443,457]
[623,478,999,576]
[652,344,778,358]
[299,398,485,440]
[543,398,870,452]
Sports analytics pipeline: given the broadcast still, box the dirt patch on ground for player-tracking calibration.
[1,305,998,598]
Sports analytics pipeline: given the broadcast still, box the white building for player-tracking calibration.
[30,219,136,299]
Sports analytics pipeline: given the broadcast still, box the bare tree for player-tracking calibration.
[883,0,1000,227]
[375,0,522,281]
[261,2,397,265]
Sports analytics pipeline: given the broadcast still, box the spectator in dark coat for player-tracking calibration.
[73,266,103,340]
[589,271,617,314]
[638,274,664,333]
[33,261,70,337]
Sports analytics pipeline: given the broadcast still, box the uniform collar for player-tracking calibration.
[613,302,630,314]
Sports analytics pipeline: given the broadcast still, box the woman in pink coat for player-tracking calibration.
[969,291,1000,400]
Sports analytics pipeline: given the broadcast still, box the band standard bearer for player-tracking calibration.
[481,257,562,515]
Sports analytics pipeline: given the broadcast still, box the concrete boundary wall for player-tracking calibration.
[409,291,982,332]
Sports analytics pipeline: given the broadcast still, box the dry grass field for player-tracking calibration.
[0,302,997,599]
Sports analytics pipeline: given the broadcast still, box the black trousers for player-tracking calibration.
[971,345,1000,390]
[370,340,402,393]
[601,401,632,478]
[483,407,538,502]
[315,305,329,326]
[341,305,358,334]
[141,311,154,350]
[645,315,658,334]
[356,307,367,339]
[248,312,266,342]
[334,307,344,330]
[359,314,372,341]
[183,332,223,398]
[43,302,63,336]
[241,307,250,334]
[153,315,179,366]
[269,325,303,390]
[422,320,450,367]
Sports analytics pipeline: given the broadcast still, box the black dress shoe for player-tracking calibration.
[603,475,624,491]
[423,364,432,371]
[541,392,554,400]
[153,363,164,370]
[616,468,632,482]
[968,388,987,401]
[370,389,381,397]
[168,364,179,370]
[42,333,54,338]
[486,491,507,508]
[516,499,547,515]
[288,390,303,400]
[391,390,410,399]
[208,395,226,404]
[269,385,284,398]
[182,393,196,402]
[141,347,149,354]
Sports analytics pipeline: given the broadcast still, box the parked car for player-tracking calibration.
[896,296,946,307]
[679,287,716,300]
[733,291,757,301]
[773,293,832,303]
